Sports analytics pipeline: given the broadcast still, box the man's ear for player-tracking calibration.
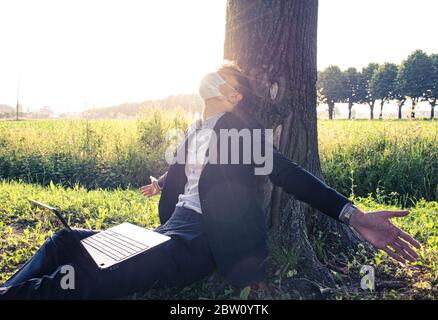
[230,92,243,104]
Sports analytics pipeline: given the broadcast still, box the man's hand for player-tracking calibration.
[140,176,161,197]
[349,209,421,264]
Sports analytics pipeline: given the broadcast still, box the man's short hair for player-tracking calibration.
[218,60,254,108]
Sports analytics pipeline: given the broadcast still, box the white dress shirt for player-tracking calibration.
[175,112,226,214]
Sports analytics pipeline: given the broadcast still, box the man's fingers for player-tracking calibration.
[391,241,416,262]
[398,229,421,249]
[141,185,157,193]
[140,185,153,191]
[141,186,160,197]
[140,185,152,196]
[394,240,418,261]
[382,247,405,264]
[385,210,409,218]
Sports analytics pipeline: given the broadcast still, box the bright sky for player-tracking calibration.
[0,0,437,113]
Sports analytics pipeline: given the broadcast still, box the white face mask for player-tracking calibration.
[198,72,237,101]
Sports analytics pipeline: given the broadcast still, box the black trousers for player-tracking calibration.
[0,206,216,299]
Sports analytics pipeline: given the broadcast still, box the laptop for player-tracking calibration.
[29,199,170,270]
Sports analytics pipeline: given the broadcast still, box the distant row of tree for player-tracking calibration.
[81,94,202,119]
[317,50,438,120]
[0,95,203,120]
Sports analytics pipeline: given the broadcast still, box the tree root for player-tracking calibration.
[271,199,337,289]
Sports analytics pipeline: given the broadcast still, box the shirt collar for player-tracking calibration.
[196,112,226,130]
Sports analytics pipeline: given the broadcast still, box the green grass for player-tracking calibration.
[1,116,437,202]
[0,110,190,189]
[318,119,438,203]
[0,180,436,299]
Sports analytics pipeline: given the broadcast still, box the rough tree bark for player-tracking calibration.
[224,0,365,289]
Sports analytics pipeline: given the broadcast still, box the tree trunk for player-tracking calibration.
[397,99,406,119]
[328,102,334,120]
[224,0,363,289]
[411,99,417,119]
[431,103,436,120]
[348,101,353,119]
[379,100,384,120]
[369,100,375,119]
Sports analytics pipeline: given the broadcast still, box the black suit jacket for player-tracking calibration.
[157,110,352,287]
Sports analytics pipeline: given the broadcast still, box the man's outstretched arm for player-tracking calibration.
[268,147,421,263]
[268,147,352,220]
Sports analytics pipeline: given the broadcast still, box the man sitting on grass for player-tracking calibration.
[0,61,421,299]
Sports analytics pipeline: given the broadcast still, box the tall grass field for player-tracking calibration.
[0,112,437,299]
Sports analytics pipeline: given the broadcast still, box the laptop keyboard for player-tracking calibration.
[82,229,149,261]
